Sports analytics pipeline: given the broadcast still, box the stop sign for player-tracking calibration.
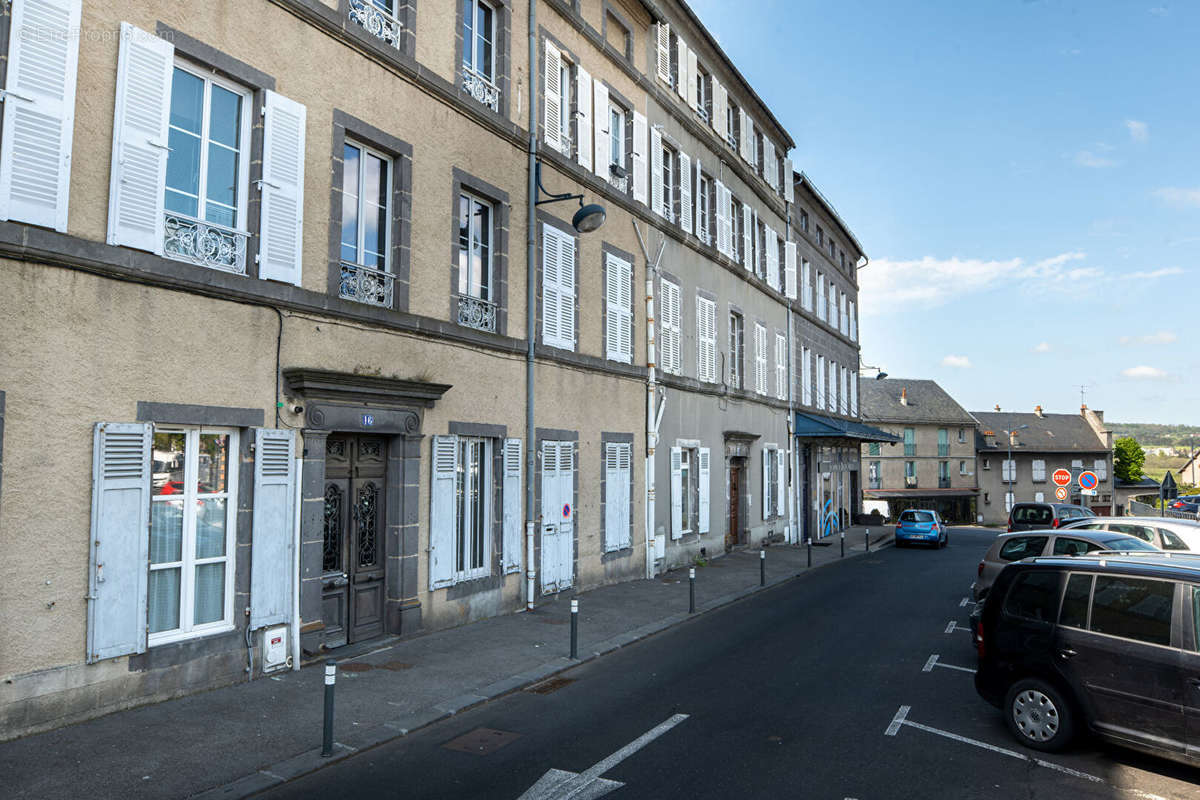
[1052,469,1072,487]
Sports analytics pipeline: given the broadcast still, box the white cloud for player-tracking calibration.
[1120,331,1178,345]
[1125,119,1149,143]
[1154,187,1200,207]
[1034,342,1051,353]
[1149,6,1169,16]
[1122,365,1168,379]
[941,355,972,368]
[1074,150,1117,168]
[1125,266,1184,280]
[859,251,1093,314]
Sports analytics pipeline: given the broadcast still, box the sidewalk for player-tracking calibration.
[2,526,892,800]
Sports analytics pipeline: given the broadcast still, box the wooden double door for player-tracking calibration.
[322,435,387,648]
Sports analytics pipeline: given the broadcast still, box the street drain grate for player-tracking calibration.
[339,662,374,672]
[379,661,413,671]
[526,676,575,694]
[442,727,522,755]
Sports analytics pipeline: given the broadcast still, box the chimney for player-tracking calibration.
[900,387,908,406]
[994,404,1001,412]
[1034,405,1044,418]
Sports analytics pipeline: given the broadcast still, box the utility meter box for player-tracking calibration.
[262,626,289,671]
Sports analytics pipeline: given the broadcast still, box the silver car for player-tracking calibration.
[970,529,1157,602]
[1059,516,1200,551]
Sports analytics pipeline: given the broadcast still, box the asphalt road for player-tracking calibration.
[258,528,1200,799]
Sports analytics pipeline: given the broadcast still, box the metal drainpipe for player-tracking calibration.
[785,196,797,545]
[634,221,660,580]
[524,0,538,611]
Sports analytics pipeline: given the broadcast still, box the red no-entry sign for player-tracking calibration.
[1052,469,1072,487]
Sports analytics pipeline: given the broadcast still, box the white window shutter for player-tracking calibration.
[542,224,575,350]
[761,448,771,520]
[678,152,692,234]
[741,204,752,271]
[592,78,608,180]
[850,375,858,416]
[0,0,81,232]
[849,300,857,341]
[698,447,710,534]
[503,438,523,573]
[766,230,779,291]
[675,39,688,101]
[618,256,632,362]
[605,253,633,363]
[714,181,727,256]
[576,67,592,171]
[632,111,648,205]
[829,360,837,412]
[693,156,702,237]
[87,421,152,663]
[655,23,671,84]
[687,48,699,110]
[755,324,767,394]
[764,139,776,188]
[713,79,727,139]
[660,279,680,374]
[429,434,458,590]
[543,40,562,153]
[106,22,173,252]
[250,428,297,629]
[604,443,621,551]
[650,126,664,218]
[739,110,751,162]
[558,229,576,348]
[783,157,794,203]
[776,334,787,400]
[817,272,825,320]
[259,90,306,286]
[776,450,786,517]
[784,241,797,299]
[840,293,848,336]
[802,347,811,406]
[670,446,683,539]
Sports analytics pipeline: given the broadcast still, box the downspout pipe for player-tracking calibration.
[525,0,538,610]
[785,196,797,545]
[633,221,663,580]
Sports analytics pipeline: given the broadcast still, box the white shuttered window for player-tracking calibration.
[605,252,633,363]
[754,323,767,395]
[696,295,717,382]
[659,278,681,374]
[775,334,787,401]
[802,259,812,311]
[541,223,576,350]
[802,347,812,406]
[604,443,632,552]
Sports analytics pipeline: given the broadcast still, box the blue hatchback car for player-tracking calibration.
[895,509,947,548]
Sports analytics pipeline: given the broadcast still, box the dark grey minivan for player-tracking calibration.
[1007,502,1094,532]
[975,552,1200,765]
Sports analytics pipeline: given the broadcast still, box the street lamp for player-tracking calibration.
[534,162,607,232]
[859,361,888,380]
[1003,424,1029,509]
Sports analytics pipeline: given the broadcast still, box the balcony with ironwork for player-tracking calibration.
[163,212,248,274]
[905,475,918,489]
[340,261,393,308]
[607,164,628,194]
[868,477,881,490]
[938,477,952,489]
[461,64,500,112]
[938,444,950,457]
[904,444,916,457]
[456,293,497,333]
[348,0,403,49]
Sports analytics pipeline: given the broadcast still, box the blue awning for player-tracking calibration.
[793,412,900,443]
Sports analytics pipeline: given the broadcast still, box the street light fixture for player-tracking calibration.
[1003,424,1029,509]
[534,162,607,233]
[859,361,888,380]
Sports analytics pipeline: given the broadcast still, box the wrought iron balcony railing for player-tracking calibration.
[163,212,248,274]
[348,0,403,49]
[340,260,394,308]
[939,477,952,489]
[938,444,949,457]
[461,64,500,112]
[456,294,497,333]
[905,476,918,489]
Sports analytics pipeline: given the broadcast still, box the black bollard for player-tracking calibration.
[840,529,845,558]
[865,528,870,553]
[806,536,812,568]
[569,598,578,659]
[760,549,766,586]
[689,567,696,613]
[321,659,336,757]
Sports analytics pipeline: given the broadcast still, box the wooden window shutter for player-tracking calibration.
[850,374,859,416]
[739,111,752,162]
[678,152,692,234]
[87,422,152,663]
[687,49,699,111]
[502,438,523,574]
[655,23,671,84]
[754,323,767,394]
[558,230,577,348]
[765,229,779,291]
[698,447,710,534]
[741,204,753,271]
[605,253,633,363]
[775,450,786,517]
[713,79,727,139]
[541,224,576,350]
[604,443,622,551]
[543,40,562,153]
[670,446,683,539]
[618,256,632,362]
[592,78,609,180]
[693,156,702,238]
[576,66,592,171]
[650,126,664,218]
[783,157,794,203]
[761,448,771,520]
[784,241,797,299]
[106,22,173,252]
[675,39,688,101]
[429,434,459,589]
[776,334,787,400]
[714,181,728,256]
[0,0,81,232]
[258,90,307,286]
[763,139,776,188]
[632,111,648,205]
[250,428,297,629]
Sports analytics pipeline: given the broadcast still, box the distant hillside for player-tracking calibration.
[1109,422,1200,448]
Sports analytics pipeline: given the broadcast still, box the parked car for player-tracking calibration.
[894,509,947,548]
[1167,495,1200,514]
[970,529,1155,603]
[1059,516,1200,551]
[1007,502,1094,532]
[974,551,1200,766]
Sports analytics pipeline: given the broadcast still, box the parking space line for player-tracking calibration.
[922,654,938,672]
[920,654,977,674]
[960,597,977,607]
[883,705,1103,784]
[944,619,972,633]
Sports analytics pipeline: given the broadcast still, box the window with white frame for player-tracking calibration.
[339,141,393,307]
[729,311,744,389]
[1094,459,1107,480]
[697,173,710,245]
[660,141,676,221]
[1005,491,1015,513]
[679,448,694,533]
[829,284,838,328]
[697,295,717,382]
[775,333,787,401]
[816,272,826,321]
[848,299,857,341]
[753,323,768,394]
[695,64,710,122]
[149,427,238,643]
[959,460,968,475]
[802,347,812,405]
[730,194,744,262]
[454,437,492,580]
[660,278,681,374]
[828,360,838,412]
[958,427,967,443]
[609,105,626,173]
[461,0,499,110]
[802,259,812,311]
[349,0,403,49]
[1002,459,1016,482]
[1031,459,1046,482]
[765,447,779,514]
[816,355,826,409]
[164,62,252,273]
[457,191,495,330]
[726,98,740,150]
[839,293,848,336]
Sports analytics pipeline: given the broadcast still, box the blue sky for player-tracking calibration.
[689,0,1199,424]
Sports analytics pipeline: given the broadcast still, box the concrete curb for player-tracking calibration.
[199,535,893,799]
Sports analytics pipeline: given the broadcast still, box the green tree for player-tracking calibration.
[1114,436,1146,483]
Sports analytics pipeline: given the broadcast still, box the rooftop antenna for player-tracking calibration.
[1075,384,1090,407]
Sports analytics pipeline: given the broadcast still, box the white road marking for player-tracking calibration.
[517,713,689,799]
[884,705,910,736]
[922,654,939,672]
[885,706,1103,784]
[959,597,975,607]
[944,619,972,633]
[920,654,976,675]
